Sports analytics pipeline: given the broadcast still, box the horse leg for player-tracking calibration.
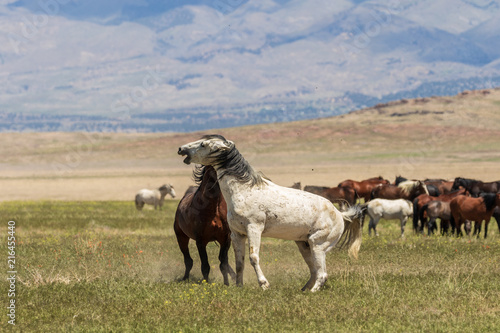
[295,241,316,291]
[401,216,408,237]
[309,244,328,292]
[473,220,481,237]
[427,217,435,236]
[174,224,193,281]
[372,216,380,237]
[460,219,470,236]
[231,231,246,286]
[440,219,449,236]
[246,224,270,290]
[368,216,375,236]
[484,220,489,239]
[196,240,210,282]
[218,237,236,286]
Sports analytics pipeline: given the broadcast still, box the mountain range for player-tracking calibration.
[1,0,500,132]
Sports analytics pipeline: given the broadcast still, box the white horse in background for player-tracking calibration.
[364,198,413,237]
[178,134,364,292]
[135,184,176,210]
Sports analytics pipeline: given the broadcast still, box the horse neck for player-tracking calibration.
[215,171,257,210]
[198,168,222,200]
[405,186,422,200]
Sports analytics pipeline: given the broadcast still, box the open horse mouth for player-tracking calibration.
[177,147,192,164]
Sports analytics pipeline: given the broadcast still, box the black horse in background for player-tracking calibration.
[451,177,500,197]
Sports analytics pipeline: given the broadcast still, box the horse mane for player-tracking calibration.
[480,193,497,211]
[395,175,408,185]
[192,165,207,185]
[398,180,425,195]
[202,134,266,187]
[158,184,171,191]
[456,177,481,187]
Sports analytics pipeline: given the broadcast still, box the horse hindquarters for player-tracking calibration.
[135,194,144,210]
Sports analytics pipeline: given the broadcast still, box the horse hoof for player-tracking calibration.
[259,280,270,290]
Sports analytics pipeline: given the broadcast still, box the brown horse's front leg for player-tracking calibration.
[174,223,193,281]
[196,240,210,282]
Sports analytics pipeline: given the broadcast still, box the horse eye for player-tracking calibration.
[200,142,205,147]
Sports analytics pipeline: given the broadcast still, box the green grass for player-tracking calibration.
[1,201,500,332]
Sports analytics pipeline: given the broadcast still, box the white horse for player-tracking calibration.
[135,184,176,210]
[364,198,413,237]
[178,135,364,292]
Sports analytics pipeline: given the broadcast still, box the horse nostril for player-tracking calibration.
[178,147,182,154]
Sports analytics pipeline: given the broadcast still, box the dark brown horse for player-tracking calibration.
[304,185,357,210]
[451,177,500,197]
[422,201,452,235]
[174,166,235,285]
[412,188,468,234]
[338,176,390,202]
[450,193,500,238]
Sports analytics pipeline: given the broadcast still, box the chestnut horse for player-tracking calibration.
[450,193,500,238]
[304,185,358,210]
[338,176,390,202]
[174,165,235,285]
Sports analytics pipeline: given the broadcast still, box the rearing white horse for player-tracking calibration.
[178,135,363,292]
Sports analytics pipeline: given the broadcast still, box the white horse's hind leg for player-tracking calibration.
[295,241,316,291]
[309,245,328,292]
[231,232,246,286]
[247,225,270,290]
[369,215,380,236]
[401,216,408,237]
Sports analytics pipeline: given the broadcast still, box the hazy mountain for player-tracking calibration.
[1,0,499,132]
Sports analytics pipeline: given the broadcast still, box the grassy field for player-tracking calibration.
[1,200,500,332]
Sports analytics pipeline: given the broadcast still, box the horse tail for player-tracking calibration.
[412,197,420,232]
[339,204,365,259]
[353,188,361,204]
[420,202,429,221]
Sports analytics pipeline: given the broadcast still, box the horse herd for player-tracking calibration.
[135,135,500,292]
[299,176,500,239]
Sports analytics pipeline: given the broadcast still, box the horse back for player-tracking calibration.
[451,195,491,221]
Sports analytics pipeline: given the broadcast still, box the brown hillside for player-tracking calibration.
[1,88,500,201]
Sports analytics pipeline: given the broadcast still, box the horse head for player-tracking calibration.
[178,135,235,166]
[452,177,465,190]
[159,184,176,198]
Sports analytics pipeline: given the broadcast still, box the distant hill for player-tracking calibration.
[2,87,500,201]
[1,0,500,132]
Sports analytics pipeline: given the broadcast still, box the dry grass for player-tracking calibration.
[1,201,499,332]
[1,88,500,201]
